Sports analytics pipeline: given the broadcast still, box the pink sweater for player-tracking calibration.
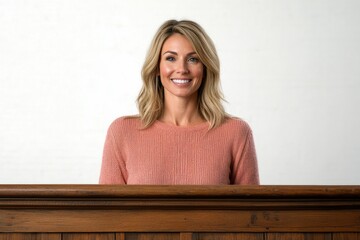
[99,117,259,185]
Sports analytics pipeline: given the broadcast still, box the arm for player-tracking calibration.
[231,124,260,185]
[99,122,127,184]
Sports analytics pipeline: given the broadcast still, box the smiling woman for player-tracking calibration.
[160,34,204,98]
[159,33,204,124]
[99,19,259,185]
[138,19,225,129]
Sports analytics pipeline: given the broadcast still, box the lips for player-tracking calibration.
[171,79,192,84]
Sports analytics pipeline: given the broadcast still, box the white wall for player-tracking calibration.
[1,0,359,184]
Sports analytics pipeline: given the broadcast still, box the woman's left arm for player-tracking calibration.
[231,125,260,185]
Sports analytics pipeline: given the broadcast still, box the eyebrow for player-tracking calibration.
[162,51,197,56]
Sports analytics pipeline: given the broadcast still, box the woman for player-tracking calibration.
[99,20,259,185]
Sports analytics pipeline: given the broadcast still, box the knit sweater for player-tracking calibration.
[99,117,259,185]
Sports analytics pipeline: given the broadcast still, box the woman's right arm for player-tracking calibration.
[99,123,127,184]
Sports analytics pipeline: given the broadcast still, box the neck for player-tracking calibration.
[159,94,204,127]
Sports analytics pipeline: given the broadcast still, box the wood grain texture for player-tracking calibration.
[0,233,61,240]
[1,185,359,199]
[1,185,359,211]
[62,233,115,240]
[116,233,125,240]
[266,233,331,240]
[193,233,264,240]
[1,209,359,232]
[125,233,179,240]
[180,233,192,240]
[0,185,359,235]
[333,233,360,240]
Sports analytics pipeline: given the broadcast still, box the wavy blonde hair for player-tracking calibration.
[137,19,227,129]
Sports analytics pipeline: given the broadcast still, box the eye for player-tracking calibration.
[166,56,175,61]
[188,57,199,63]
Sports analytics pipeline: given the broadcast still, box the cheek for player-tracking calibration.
[193,65,204,79]
[159,62,173,77]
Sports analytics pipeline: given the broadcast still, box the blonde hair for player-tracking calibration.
[137,19,227,129]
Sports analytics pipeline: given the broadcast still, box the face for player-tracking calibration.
[159,33,204,101]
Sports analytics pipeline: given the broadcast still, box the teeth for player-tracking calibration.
[172,79,191,84]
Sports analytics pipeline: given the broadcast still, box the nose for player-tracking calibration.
[176,60,189,74]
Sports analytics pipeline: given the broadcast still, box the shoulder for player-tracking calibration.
[219,117,255,149]
[220,116,252,135]
[107,115,142,133]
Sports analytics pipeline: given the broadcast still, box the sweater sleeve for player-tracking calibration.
[231,123,260,185]
[99,121,127,184]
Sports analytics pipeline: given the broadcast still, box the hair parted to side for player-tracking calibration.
[137,19,227,129]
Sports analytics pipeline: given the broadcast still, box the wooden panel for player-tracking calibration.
[333,233,360,240]
[193,233,264,240]
[1,185,360,236]
[1,209,360,232]
[266,233,331,240]
[62,233,115,240]
[116,233,125,240]
[1,185,360,216]
[180,233,192,240]
[1,185,359,198]
[0,233,61,240]
[125,233,179,240]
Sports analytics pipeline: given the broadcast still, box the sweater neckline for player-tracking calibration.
[153,120,209,131]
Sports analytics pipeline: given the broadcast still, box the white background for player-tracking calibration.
[1,0,359,184]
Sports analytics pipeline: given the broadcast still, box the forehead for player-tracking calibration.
[161,33,195,53]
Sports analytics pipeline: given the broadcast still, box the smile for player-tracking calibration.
[171,79,192,84]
